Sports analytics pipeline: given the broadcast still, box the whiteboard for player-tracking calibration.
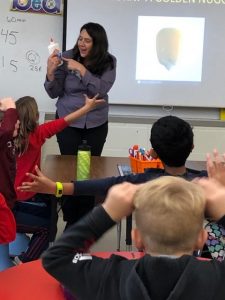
[66,0,225,109]
[0,1,63,113]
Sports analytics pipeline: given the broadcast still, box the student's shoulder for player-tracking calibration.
[144,168,165,176]
[186,168,207,179]
[31,119,66,140]
[139,168,165,181]
[4,108,18,119]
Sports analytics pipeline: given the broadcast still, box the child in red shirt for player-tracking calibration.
[0,97,19,209]
[0,97,19,246]
[13,95,104,263]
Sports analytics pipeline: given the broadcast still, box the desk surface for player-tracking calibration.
[43,155,206,182]
[43,155,130,181]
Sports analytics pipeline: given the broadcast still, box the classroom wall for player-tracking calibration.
[42,118,225,165]
[102,123,225,161]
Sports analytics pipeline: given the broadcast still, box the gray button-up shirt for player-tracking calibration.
[44,49,117,129]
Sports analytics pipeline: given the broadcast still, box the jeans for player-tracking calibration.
[13,194,52,262]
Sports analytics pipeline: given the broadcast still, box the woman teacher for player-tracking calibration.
[44,22,116,228]
[44,22,116,156]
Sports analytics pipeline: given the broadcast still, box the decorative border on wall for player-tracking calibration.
[11,0,64,15]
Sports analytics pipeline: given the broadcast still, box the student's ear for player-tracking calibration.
[194,228,208,251]
[132,228,145,251]
[191,144,194,152]
[149,148,158,159]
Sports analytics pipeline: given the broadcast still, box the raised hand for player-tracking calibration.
[17,165,56,195]
[206,149,225,186]
[0,97,16,111]
[102,182,139,222]
[47,51,62,80]
[83,94,105,111]
[197,177,225,221]
[62,57,86,76]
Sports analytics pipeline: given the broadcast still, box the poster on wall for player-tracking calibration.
[11,0,64,15]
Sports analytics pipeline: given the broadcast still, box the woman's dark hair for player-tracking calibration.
[73,22,114,75]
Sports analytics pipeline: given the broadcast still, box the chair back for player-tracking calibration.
[0,259,65,300]
[0,244,14,271]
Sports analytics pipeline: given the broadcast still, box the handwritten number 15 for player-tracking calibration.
[1,29,18,45]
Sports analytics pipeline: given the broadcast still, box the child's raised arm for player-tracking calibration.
[102,182,138,222]
[197,150,225,220]
[17,165,74,196]
[206,149,225,186]
[64,94,105,124]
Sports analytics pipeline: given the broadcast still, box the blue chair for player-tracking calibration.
[9,233,30,257]
[0,244,14,271]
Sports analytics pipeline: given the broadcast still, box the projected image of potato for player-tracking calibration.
[156,28,181,70]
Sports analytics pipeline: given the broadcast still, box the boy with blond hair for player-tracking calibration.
[133,176,206,256]
[41,174,225,300]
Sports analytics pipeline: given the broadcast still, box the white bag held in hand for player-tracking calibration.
[48,38,63,66]
[48,38,60,55]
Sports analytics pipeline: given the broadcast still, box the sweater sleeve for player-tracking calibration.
[36,118,68,142]
[42,205,116,298]
[0,193,16,244]
[81,56,116,99]
[44,62,67,99]
[74,172,150,196]
[0,108,18,145]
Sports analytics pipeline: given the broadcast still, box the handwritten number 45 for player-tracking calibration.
[1,29,18,45]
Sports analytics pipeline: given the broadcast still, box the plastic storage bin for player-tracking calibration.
[129,156,164,173]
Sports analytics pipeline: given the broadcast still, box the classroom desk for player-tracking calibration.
[43,155,207,248]
[43,155,130,182]
[43,155,206,180]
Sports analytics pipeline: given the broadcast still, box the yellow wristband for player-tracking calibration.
[55,182,63,198]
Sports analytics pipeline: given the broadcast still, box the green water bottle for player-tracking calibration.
[76,140,91,180]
